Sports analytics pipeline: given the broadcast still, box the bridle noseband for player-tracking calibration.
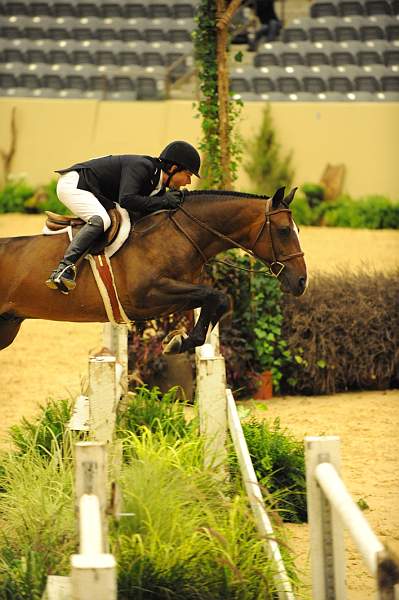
[170,198,304,278]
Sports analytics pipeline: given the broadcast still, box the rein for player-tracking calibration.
[170,200,304,278]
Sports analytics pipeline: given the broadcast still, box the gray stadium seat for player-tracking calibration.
[120,18,146,42]
[52,0,78,17]
[335,22,360,41]
[254,41,286,67]
[42,71,65,89]
[168,18,195,43]
[311,0,340,18]
[339,1,365,16]
[358,47,384,65]
[77,2,102,17]
[283,21,309,43]
[276,73,302,93]
[93,48,117,65]
[331,47,357,65]
[302,64,335,93]
[305,41,335,66]
[49,48,71,63]
[230,67,253,93]
[280,49,306,66]
[2,46,25,62]
[172,1,197,19]
[108,75,137,100]
[125,2,147,18]
[252,65,285,94]
[26,47,48,63]
[309,20,336,42]
[360,22,385,40]
[148,0,173,19]
[365,0,393,15]
[386,22,399,40]
[31,1,53,16]
[384,47,399,65]
[136,67,166,99]
[4,2,30,16]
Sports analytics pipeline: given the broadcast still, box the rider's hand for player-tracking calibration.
[162,190,184,209]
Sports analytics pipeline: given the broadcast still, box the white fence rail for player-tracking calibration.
[305,435,399,600]
[226,388,296,600]
[194,314,295,600]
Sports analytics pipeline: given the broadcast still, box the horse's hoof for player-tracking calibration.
[162,334,187,355]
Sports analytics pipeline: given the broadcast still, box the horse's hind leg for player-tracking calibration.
[0,316,24,350]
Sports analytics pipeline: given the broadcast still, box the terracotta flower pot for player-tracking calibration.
[253,370,273,400]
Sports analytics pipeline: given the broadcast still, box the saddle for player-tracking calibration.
[45,207,121,255]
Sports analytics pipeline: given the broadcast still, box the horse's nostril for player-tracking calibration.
[299,276,306,291]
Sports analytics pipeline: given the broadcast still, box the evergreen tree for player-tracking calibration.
[244,105,295,195]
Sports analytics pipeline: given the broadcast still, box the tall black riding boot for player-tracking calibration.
[45,215,104,294]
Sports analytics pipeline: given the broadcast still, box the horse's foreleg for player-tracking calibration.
[0,315,24,350]
[150,279,228,354]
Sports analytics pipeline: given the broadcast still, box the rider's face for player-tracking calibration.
[167,167,193,189]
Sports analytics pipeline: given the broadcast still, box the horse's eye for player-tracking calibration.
[279,227,290,236]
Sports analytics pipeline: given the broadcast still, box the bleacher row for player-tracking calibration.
[234,1,399,102]
[0,3,196,100]
[1,0,399,102]
[0,0,196,19]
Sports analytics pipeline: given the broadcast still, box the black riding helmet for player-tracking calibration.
[159,141,201,178]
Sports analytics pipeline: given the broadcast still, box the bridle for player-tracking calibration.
[169,198,304,279]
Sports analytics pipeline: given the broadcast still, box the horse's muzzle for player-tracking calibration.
[280,273,307,296]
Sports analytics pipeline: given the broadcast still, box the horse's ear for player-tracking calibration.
[271,186,286,209]
[283,187,298,206]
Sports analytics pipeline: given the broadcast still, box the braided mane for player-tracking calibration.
[185,189,270,201]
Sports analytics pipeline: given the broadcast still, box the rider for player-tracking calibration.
[45,140,201,294]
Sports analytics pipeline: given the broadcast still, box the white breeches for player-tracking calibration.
[56,170,111,231]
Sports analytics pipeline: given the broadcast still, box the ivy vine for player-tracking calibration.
[193,0,243,189]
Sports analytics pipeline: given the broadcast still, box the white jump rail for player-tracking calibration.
[69,323,129,442]
[227,388,296,600]
[305,435,399,600]
[194,312,295,600]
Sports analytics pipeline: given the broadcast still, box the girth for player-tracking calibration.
[44,207,122,255]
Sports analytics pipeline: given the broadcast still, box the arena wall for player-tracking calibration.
[0,98,398,199]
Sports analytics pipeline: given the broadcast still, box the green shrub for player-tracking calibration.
[24,179,69,215]
[0,446,75,599]
[115,428,297,599]
[229,416,307,524]
[0,178,34,214]
[117,385,192,439]
[281,269,399,395]
[9,397,73,460]
[290,194,315,226]
[301,182,325,208]
[319,195,399,229]
[209,253,294,396]
[0,396,301,599]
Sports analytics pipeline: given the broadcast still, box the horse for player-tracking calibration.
[0,186,307,353]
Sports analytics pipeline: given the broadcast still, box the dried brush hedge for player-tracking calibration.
[280,268,399,395]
